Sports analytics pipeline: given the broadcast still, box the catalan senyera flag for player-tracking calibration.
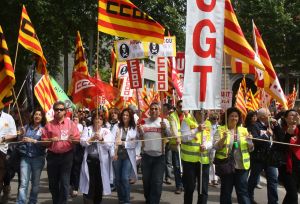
[252,21,288,109]
[286,85,298,109]
[68,31,89,95]
[34,74,58,112]
[18,5,47,75]
[246,89,259,111]
[235,81,247,120]
[0,26,15,109]
[231,57,255,74]
[224,0,264,71]
[98,0,165,44]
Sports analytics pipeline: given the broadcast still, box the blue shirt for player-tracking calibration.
[18,125,46,158]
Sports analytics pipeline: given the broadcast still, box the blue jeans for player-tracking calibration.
[220,169,250,204]
[248,162,278,204]
[17,156,45,204]
[142,154,165,204]
[114,157,132,203]
[172,150,183,188]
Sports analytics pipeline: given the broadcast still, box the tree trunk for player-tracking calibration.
[88,30,94,74]
[64,35,69,92]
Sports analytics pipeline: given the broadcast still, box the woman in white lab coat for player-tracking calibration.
[113,108,137,204]
[79,112,114,204]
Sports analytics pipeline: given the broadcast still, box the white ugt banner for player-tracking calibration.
[183,0,225,110]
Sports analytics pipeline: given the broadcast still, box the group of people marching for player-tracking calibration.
[0,100,299,204]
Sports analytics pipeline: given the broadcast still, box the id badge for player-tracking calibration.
[60,130,69,141]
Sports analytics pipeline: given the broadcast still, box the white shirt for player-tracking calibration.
[0,111,17,154]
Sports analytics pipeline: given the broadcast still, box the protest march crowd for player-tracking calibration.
[0,0,299,204]
[0,101,300,204]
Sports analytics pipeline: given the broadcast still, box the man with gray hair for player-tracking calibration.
[247,108,284,204]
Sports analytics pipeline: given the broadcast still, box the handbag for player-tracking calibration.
[213,148,235,177]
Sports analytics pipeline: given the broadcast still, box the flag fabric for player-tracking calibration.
[69,31,89,95]
[34,74,58,112]
[18,5,47,75]
[235,82,247,120]
[50,76,75,109]
[252,21,288,109]
[0,26,15,109]
[246,89,259,111]
[286,85,298,109]
[231,57,255,74]
[98,0,165,44]
[72,72,120,106]
[25,68,35,112]
[224,0,264,71]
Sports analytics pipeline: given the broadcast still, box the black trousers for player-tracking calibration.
[83,156,103,204]
[70,144,84,191]
[182,161,209,204]
[47,150,73,204]
[280,165,300,204]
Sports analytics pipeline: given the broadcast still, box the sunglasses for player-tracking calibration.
[54,108,65,112]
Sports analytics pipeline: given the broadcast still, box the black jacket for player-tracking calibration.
[249,120,285,166]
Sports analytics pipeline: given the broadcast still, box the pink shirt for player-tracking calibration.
[42,118,80,154]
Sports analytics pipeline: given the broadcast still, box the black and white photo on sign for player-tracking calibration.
[119,43,130,59]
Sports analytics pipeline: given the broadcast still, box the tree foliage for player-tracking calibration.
[0,0,299,91]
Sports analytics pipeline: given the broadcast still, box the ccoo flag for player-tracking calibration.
[98,0,165,44]
[18,5,47,75]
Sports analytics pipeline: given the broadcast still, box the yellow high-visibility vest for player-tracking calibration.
[215,125,251,170]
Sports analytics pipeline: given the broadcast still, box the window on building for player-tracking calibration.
[144,79,155,89]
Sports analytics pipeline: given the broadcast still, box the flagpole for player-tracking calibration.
[12,73,29,108]
[12,41,24,128]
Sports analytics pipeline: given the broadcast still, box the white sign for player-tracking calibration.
[120,77,133,97]
[221,89,232,109]
[115,40,146,61]
[148,36,176,57]
[182,0,225,110]
[155,57,168,91]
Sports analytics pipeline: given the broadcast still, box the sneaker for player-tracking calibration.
[255,184,263,189]
[212,180,219,185]
[175,187,183,194]
[165,178,172,185]
[71,190,78,198]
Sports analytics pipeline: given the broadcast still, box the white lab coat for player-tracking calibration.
[116,127,138,179]
[79,126,114,195]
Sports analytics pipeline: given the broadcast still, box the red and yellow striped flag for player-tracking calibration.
[68,31,89,95]
[18,5,47,75]
[0,26,15,108]
[34,74,58,112]
[235,81,247,120]
[231,57,255,74]
[98,0,165,44]
[246,89,259,111]
[252,22,287,109]
[224,0,264,71]
[286,85,297,109]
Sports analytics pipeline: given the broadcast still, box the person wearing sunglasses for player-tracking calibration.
[79,112,114,204]
[42,101,80,204]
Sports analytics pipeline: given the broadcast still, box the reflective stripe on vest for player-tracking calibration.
[180,116,210,164]
[169,112,181,145]
[215,126,250,170]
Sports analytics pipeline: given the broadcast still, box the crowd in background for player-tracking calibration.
[0,101,299,204]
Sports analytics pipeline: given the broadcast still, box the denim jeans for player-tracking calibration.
[182,161,209,204]
[172,150,183,188]
[248,162,278,204]
[220,169,250,204]
[46,150,73,204]
[142,154,165,204]
[113,157,132,203]
[164,144,172,180]
[17,156,45,204]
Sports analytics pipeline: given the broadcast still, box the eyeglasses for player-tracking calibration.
[78,110,83,113]
[213,118,219,120]
[54,108,65,112]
